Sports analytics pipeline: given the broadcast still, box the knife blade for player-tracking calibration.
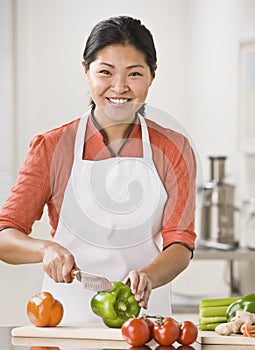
[71,268,114,292]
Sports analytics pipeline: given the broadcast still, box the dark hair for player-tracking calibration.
[83,16,157,74]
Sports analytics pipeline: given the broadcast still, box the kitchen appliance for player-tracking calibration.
[71,269,114,292]
[199,156,239,249]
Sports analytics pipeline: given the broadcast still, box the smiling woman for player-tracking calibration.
[0,15,197,323]
[84,44,153,108]
[84,44,154,153]
[82,16,157,142]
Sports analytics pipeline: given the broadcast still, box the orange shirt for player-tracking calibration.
[0,115,197,251]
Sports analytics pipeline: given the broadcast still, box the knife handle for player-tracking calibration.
[70,268,77,280]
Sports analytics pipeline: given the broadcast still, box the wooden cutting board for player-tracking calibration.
[198,330,255,345]
[12,324,255,345]
[11,322,123,340]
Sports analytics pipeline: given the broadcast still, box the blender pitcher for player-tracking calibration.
[200,156,239,248]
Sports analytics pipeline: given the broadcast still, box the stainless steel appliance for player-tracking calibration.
[199,156,239,249]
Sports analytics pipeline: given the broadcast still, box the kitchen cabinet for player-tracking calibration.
[238,39,255,246]
[239,40,255,156]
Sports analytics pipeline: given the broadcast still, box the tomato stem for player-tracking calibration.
[140,314,164,322]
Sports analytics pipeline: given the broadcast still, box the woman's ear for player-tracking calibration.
[150,64,157,85]
[82,61,88,76]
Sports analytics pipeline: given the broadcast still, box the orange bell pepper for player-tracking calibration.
[27,291,64,327]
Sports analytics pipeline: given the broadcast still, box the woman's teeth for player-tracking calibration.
[108,98,128,104]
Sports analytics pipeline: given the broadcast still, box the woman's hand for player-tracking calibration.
[122,245,192,310]
[43,241,75,283]
[0,228,76,283]
[123,270,152,309]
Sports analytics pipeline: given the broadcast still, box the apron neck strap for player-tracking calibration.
[74,110,153,160]
[74,111,90,158]
[139,115,153,160]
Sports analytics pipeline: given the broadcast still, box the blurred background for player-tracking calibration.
[1,0,255,325]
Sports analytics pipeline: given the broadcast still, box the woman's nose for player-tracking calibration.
[111,75,129,94]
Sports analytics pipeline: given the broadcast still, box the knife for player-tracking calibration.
[71,268,114,292]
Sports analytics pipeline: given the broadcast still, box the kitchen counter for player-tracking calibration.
[194,247,255,260]
[3,313,255,350]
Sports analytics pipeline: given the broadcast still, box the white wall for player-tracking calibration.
[0,0,15,206]
[1,0,255,325]
[172,0,255,300]
[14,0,189,167]
[187,0,255,180]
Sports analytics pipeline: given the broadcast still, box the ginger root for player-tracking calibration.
[215,319,242,336]
[215,310,255,336]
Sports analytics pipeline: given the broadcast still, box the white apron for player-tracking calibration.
[42,111,171,322]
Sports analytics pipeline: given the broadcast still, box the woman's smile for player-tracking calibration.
[107,97,130,105]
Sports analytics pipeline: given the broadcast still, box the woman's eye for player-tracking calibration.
[129,72,142,77]
[99,70,111,75]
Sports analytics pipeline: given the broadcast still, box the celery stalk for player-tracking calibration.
[199,316,227,324]
[200,297,239,308]
[199,323,222,331]
[199,306,228,318]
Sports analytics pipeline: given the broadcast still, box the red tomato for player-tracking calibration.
[128,345,152,350]
[29,348,60,350]
[155,345,176,350]
[177,346,196,350]
[177,320,198,345]
[153,317,180,346]
[143,317,154,342]
[121,318,150,346]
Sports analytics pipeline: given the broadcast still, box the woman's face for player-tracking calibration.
[83,44,155,122]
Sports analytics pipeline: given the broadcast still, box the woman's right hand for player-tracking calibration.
[0,228,76,283]
[42,241,75,283]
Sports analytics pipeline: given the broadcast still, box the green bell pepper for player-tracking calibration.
[90,281,141,328]
[226,293,255,321]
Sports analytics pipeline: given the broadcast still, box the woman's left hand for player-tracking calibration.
[123,270,152,309]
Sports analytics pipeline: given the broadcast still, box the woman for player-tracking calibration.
[0,16,196,322]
